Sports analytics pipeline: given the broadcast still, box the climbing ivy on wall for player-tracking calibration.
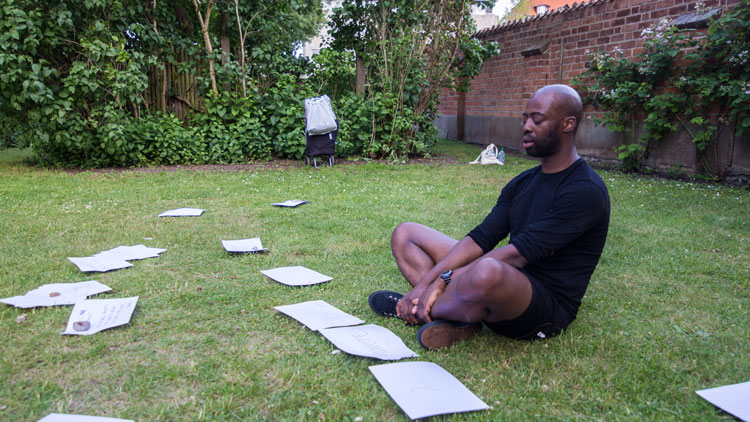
[574,0,749,179]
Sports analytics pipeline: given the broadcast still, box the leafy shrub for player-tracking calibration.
[124,113,207,165]
[32,93,273,168]
[334,91,437,159]
[0,118,28,149]
[190,92,271,163]
[308,49,356,99]
[259,75,313,160]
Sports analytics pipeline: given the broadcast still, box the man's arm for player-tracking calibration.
[484,244,528,268]
[411,242,528,324]
[396,236,484,325]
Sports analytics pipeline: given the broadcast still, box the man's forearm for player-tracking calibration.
[415,236,484,288]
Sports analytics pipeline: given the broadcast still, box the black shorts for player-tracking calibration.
[483,271,573,340]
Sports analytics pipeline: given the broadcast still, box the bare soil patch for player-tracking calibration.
[68,155,458,174]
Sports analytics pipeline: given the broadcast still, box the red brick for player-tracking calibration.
[649,9,669,19]
[626,14,641,23]
[613,0,629,9]
[668,4,688,13]
[616,9,630,17]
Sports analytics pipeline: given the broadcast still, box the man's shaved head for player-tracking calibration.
[531,85,583,133]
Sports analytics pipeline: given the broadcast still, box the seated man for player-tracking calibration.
[368,84,610,350]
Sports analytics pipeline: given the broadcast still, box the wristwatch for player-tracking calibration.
[440,270,453,285]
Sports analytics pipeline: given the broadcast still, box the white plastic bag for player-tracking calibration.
[470,143,504,165]
[304,95,337,135]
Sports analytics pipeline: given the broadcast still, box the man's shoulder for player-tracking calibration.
[508,164,542,185]
[570,160,609,195]
[518,164,543,177]
[561,161,611,212]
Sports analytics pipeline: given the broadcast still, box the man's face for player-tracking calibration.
[521,94,563,158]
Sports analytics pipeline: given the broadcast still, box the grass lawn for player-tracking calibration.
[0,141,747,421]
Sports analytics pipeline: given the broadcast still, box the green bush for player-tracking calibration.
[31,92,274,168]
[124,113,206,166]
[334,91,437,159]
[0,117,28,149]
[191,93,271,164]
[260,75,312,160]
[308,49,356,100]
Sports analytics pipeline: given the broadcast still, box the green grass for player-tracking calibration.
[0,142,747,421]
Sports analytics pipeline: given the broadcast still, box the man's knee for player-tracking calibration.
[391,222,419,248]
[458,258,522,300]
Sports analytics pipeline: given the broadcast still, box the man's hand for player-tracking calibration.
[414,279,447,324]
[396,287,425,325]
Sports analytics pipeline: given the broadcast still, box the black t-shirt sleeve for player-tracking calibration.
[510,180,609,264]
[467,181,515,253]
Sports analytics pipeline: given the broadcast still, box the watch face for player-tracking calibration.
[441,270,452,280]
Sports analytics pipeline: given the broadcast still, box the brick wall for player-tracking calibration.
[436,0,748,176]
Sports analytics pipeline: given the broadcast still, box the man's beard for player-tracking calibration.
[524,128,561,158]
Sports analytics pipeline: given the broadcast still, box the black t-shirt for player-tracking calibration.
[467,158,610,319]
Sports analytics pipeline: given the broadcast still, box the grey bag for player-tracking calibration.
[304,95,337,135]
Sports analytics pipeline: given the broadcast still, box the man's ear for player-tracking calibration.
[562,116,577,133]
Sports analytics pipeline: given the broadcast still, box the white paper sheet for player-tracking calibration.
[68,256,133,273]
[222,238,267,253]
[61,297,139,336]
[271,199,308,207]
[0,280,111,308]
[158,207,204,217]
[260,266,332,286]
[94,244,166,261]
[38,414,134,422]
[274,300,364,331]
[696,381,750,421]
[369,361,489,420]
[319,324,418,361]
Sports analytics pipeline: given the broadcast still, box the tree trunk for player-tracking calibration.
[220,11,231,92]
[355,53,366,96]
[233,0,247,96]
[192,0,218,95]
[175,2,192,35]
[220,12,230,66]
[152,0,167,113]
